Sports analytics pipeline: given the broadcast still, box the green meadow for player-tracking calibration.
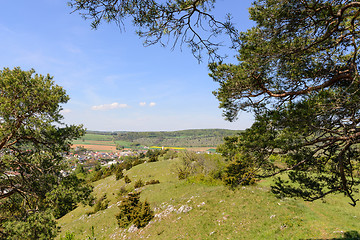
[57,158,360,240]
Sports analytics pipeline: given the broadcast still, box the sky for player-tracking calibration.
[0,0,255,131]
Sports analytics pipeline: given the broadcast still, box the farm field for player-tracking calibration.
[72,133,129,152]
[72,144,117,152]
[71,131,224,152]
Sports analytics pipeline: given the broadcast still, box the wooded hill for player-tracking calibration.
[87,129,241,148]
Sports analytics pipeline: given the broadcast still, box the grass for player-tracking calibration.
[57,158,360,240]
[79,134,114,141]
[113,140,135,148]
[72,140,116,146]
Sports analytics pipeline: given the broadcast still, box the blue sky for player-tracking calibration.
[1,0,254,131]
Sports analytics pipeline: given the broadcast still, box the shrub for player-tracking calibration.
[88,194,109,215]
[115,169,124,180]
[116,192,154,228]
[145,179,160,185]
[175,151,197,180]
[223,154,256,188]
[2,210,57,240]
[134,179,145,189]
[117,186,129,197]
[163,150,178,160]
[124,175,131,184]
[132,158,145,167]
[91,169,103,182]
[59,232,76,240]
[94,194,109,212]
[174,151,225,183]
[148,155,158,162]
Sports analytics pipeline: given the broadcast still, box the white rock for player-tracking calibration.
[128,225,138,233]
[177,205,192,213]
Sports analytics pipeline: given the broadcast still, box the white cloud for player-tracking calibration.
[139,102,146,107]
[149,102,156,107]
[91,102,129,111]
[60,109,72,114]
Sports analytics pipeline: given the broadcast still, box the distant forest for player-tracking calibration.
[87,129,241,147]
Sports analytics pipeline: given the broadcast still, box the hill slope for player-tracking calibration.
[104,129,240,148]
[57,159,360,240]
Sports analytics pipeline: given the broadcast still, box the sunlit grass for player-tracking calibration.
[57,158,360,240]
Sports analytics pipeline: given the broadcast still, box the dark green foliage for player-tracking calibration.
[175,151,225,183]
[132,201,154,228]
[59,232,76,240]
[131,157,145,167]
[146,149,160,162]
[2,210,58,240]
[115,169,124,180]
[90,168,103,182]
[217,138,258,187]
[116,192,154,228]
[163,150,178,160]
[0,67,89,239]
[145,179,160,185]
[117,186,129,197]
[46,174,94,219]
[134,179,145,189]
[223,160,256,187]
[343,231,360,240]
[89,194,109,215]
[124,175,132,184]
[75,165,86,175]
[208,0,360,206]
[139,152,146,159]
[148,155,158,162]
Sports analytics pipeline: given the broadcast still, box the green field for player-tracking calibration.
[71,130,230,151]
[113,140,137,148]
[57,158,360,240]
[72,134,114,144]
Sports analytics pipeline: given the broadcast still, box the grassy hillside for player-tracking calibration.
[57,159,360,240]
[114,129,240,148]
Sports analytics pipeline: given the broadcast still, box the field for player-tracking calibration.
[72,144,117,152]
[57,158,360,240]
[71,132,220,152]
[72,134,127,152]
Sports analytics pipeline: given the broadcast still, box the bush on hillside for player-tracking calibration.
[134,179,145,189]
[175,151,225,183]
[124,175,131,184]
[115,167,124,180]
[163,149,178,160]
[116,192,154,228]
[88,194,109,215]
[117,186,129,198]
[223,154,256,187]
[145,179,160,185]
